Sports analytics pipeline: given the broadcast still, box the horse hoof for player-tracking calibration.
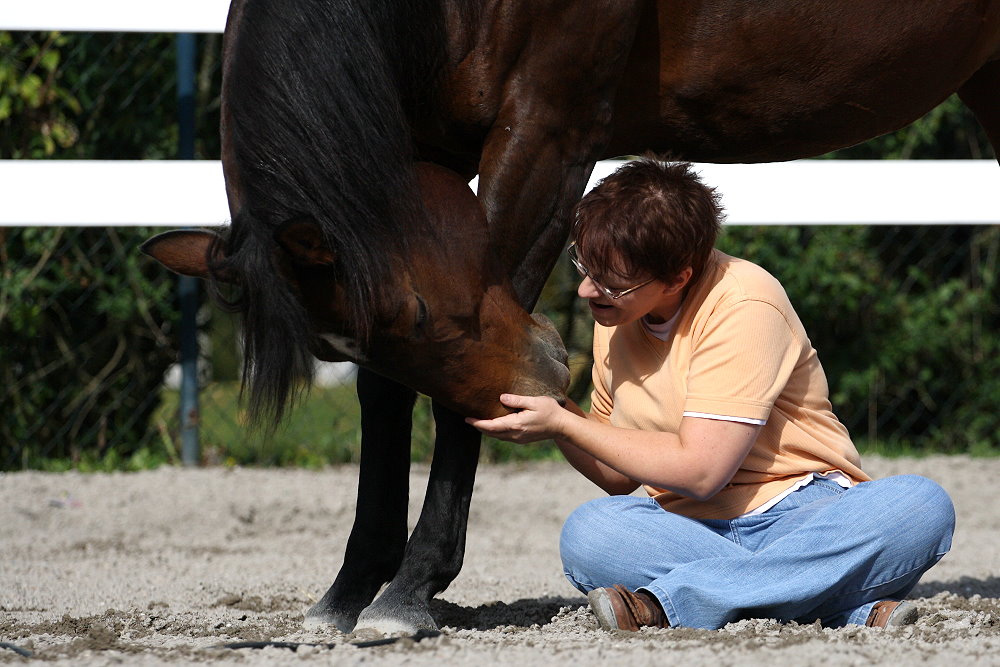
[303,604,356,633]
[353,604,438,636]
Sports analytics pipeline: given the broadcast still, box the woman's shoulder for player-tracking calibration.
[700,249,789,305]
[684,250,808,344]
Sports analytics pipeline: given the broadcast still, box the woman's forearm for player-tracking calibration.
[466,394,758,500]
[554,435,641,495]
[555,411,760,501]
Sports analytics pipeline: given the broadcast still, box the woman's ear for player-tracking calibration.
[665,266,693,295]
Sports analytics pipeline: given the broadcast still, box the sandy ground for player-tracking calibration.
[3,455,1000,665]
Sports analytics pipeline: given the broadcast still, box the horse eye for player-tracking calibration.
[414,294,429,330]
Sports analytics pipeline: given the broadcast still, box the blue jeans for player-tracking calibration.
[560,475,955,629]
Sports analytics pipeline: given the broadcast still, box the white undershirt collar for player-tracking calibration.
[642,309,681,340]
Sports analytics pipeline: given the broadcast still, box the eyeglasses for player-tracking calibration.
[566,242,656,300]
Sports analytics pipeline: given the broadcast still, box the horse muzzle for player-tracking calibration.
[510,313,570,403]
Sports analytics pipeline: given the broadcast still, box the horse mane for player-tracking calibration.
[216,0,449,428]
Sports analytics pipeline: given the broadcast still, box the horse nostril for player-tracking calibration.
[530,312,567,351]
[552,345,569,367]
[551,354,571,394]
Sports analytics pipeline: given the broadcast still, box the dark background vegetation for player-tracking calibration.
[1,31,997,470]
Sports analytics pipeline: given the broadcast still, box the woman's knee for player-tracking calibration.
[886,475,954,522]
[906,475,956,547]
[559,496,649,571]
[864,474,956,553]
[562,496,636,547]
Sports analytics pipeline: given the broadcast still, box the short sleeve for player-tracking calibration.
[684,299,803,421]
[588,325,614,424]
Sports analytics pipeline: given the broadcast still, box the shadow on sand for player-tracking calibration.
[430,578,1000,631]
[912,576,1000,599]
[429,596,587,631]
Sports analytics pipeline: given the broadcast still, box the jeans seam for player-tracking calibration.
[823,553,946,602]
[810,479,846,493]
[766,480,844,513]
[728,523,742,546]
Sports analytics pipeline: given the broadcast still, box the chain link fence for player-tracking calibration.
[2,31,998,469]
[4,223,998,469]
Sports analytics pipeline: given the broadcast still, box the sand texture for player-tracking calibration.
[3,456,999,665]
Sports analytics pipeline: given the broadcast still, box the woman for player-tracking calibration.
[468,158,955,631]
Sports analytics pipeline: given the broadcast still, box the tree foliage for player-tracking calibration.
[0,32,81,157]
[1,227,178,467]
[1,31,221,159]
[1,31,218,469]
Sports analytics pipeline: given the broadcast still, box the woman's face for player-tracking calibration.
[577,273,667,327]
[572,247,691,328]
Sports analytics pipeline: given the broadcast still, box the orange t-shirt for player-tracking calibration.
[590,249,869,519]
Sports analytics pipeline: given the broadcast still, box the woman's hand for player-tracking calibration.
[466,394,569,443]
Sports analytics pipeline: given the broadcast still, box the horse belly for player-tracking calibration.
[606,0,1000,162]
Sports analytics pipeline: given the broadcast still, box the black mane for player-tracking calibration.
[216,0,448,428]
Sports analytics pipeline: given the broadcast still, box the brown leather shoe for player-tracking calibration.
[587,585,669,631]
[866,600,918,628]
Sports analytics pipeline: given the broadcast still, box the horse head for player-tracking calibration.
[143,163,569,423]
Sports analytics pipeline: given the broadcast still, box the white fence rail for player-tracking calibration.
[3,0,231,33]
[1,159,997,227]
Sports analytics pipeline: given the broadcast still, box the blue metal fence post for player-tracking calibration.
[177,33,200,466]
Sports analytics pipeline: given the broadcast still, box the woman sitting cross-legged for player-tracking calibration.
[468,158,955,631]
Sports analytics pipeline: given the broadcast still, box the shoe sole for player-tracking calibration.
[884,600,919,627]
[587,588,621,630]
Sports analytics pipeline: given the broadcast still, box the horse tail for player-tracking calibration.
[218,0,446,429]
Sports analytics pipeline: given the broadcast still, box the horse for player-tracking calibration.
[143,0,999,635]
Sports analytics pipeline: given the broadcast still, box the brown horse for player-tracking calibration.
[144,0,999,635]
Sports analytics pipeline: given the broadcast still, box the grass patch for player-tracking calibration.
[155,381,362,467]
[30,381,994,472]
[153,381,564,468]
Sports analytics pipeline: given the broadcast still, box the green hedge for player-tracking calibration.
[1,227,178,469]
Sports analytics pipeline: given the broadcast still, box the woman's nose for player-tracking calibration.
[577,276,601,299]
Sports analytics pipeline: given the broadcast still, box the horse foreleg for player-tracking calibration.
[305,368,415,631]
[475,5,643,309]
[958,60,1000,165]
[353,402,481,634]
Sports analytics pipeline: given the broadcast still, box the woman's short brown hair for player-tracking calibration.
[572,158,724,285]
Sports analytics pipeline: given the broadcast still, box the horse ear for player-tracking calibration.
[142,229,224,279]
[274,218,336,266]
